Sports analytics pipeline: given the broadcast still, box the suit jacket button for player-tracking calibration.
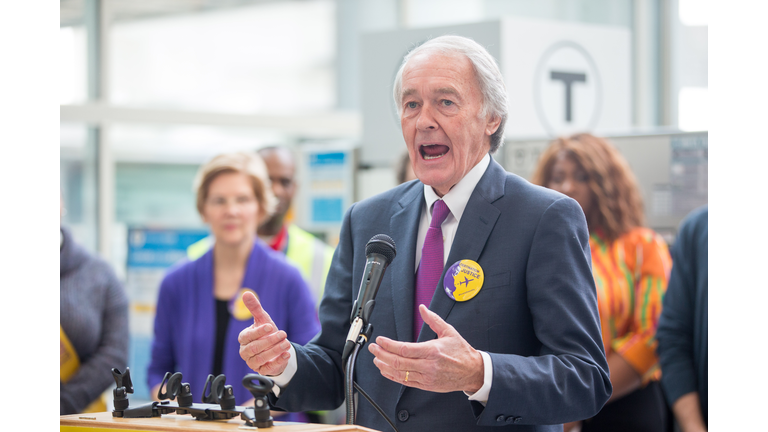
[397,410,409,422]
[514,417,522,423]
[496,415,505,422]
[505,416,515,424]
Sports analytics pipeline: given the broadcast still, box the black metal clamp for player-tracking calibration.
[240,374,274,428]
[110,367,273,427]
[111,367,133,413]
[111,367,166,418]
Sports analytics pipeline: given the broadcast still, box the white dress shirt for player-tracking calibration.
[272,154,493,405]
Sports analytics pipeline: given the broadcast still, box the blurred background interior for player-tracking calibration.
[59,0,707,401]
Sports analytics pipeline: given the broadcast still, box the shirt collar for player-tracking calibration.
[423,153,491,222]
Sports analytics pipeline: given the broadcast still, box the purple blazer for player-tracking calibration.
[148,240,320,422]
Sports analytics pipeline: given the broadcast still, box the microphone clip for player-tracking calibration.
[355,322,374,346]
[343,317,373,364]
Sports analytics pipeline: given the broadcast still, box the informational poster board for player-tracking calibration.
[669,134,708,216]
[297,144,355,243]
[125,227,209,400]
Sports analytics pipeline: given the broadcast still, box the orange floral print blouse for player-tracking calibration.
[589,227,672,383]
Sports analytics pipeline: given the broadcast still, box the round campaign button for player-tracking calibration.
[443,260,484,302]
[232,288,258,321]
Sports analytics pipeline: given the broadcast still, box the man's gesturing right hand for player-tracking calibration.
[238,291,292,376]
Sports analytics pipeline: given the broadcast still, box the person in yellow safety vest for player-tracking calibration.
[187,146,335,308]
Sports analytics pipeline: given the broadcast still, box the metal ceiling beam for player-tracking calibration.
[60,104,362,138]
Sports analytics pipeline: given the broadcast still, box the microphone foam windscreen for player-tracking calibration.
[365,234,397,264]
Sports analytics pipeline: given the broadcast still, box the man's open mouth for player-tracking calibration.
[420,144,449,160]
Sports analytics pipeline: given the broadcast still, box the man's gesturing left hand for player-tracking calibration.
[368,304,485,394]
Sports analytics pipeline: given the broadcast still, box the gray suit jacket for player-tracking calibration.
[273,158,611,431]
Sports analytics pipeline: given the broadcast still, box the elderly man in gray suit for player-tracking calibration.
[238,35,611,431]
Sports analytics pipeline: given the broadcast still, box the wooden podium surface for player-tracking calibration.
[60,412,379,432]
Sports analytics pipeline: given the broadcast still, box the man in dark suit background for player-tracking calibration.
[238,35,611,431]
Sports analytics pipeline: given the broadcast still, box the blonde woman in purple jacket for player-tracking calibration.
[147,153,319,423]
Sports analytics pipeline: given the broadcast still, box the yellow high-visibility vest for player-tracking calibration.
[285,224,335,306]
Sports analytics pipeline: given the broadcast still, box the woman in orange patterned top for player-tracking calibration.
[532,133,672,432]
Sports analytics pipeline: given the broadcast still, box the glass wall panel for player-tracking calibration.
[60,122,98,253]
[675,0,707,130]
[59,26,88,105]
[109,0,336,114]
[115,163,203,229]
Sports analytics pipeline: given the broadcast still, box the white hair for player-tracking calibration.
[393,35,508,153]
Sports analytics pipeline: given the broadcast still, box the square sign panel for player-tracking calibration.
[500,17,631,137]
[298,144,355,230]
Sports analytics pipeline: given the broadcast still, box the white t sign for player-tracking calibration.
[501,17,630,138]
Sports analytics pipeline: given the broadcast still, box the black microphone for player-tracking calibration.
[342,234,396,363]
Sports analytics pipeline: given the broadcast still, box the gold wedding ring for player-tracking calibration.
[405,371,409,382]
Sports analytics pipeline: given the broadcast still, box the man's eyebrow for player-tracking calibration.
[435,87,460,96]
[401,87,462,100]
[401,88,417,99]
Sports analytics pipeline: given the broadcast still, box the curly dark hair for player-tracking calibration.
[531,133,645,242]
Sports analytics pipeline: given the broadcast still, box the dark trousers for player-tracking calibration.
[582,381,671,432]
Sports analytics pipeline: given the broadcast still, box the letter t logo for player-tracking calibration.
[550,71,587,122]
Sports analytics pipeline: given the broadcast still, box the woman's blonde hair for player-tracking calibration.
[531,133,644,242]
[193,152,277,220]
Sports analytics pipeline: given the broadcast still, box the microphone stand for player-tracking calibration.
[344,340,361,424]
[343,322,399,432]
[344,320,371,425]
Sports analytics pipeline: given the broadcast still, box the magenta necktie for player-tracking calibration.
[414,199,450,340]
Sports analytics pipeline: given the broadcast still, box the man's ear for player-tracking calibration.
[485,115,502,136]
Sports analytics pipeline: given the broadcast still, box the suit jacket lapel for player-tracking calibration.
[418,158,505,342]
[389,183,424,344]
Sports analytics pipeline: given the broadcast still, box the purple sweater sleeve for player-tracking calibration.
[147,274,178,391]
